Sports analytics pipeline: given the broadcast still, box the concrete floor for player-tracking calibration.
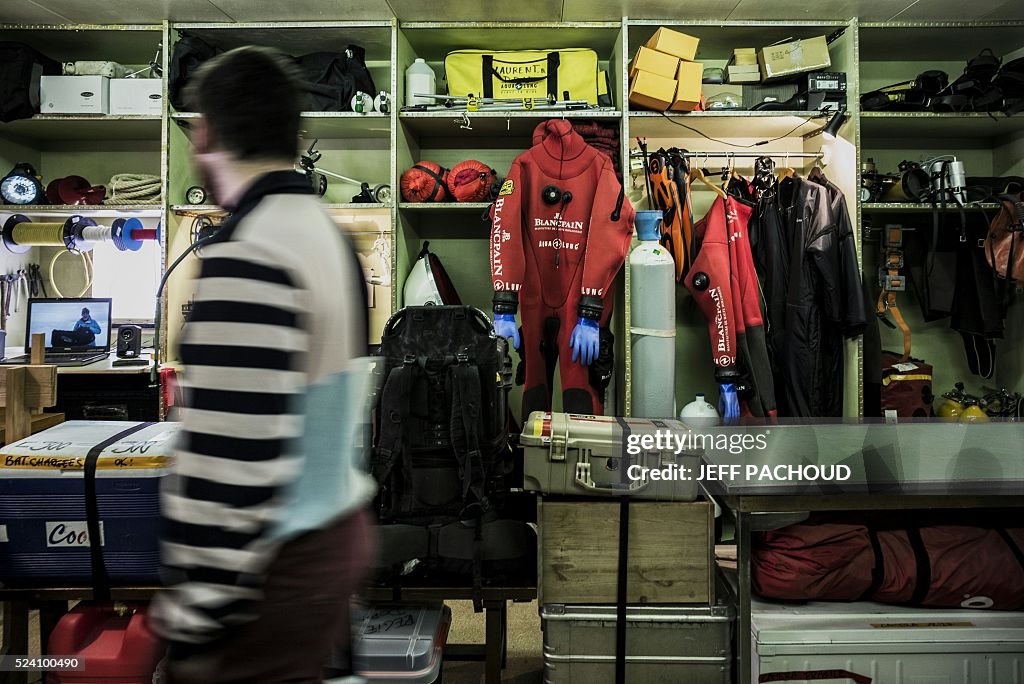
[1,601,545,684]
[443,600,544,684]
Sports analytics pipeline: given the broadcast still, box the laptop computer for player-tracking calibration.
[1,298,113,367]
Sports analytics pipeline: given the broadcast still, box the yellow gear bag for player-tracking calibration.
[444,48,601,104]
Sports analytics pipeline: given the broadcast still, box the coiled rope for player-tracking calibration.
[105,173,161,204]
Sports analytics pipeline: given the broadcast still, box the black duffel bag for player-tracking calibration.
[168,33,221,111]
[0,42,61,122]
[170,34,377,113]
[295,46,377,111]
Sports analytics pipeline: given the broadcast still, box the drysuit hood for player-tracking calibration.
[530,119,593,179]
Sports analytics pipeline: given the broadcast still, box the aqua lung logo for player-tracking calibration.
[538,238,580,251]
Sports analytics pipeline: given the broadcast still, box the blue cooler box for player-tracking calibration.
[0,420,178,586]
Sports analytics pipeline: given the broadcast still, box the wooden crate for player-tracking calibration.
[538,499,713,605]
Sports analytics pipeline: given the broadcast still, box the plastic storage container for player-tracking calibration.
[46,602,163,684]
[541,601,734,683]
[521,411,700,500]
[405,59,436,107]
[629,210,676,418]
[0,421,178,585]
[752,599,1024,684]
[327,603,451,683]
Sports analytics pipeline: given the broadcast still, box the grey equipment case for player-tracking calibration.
[520,411,701,501]
[541,600,735,683]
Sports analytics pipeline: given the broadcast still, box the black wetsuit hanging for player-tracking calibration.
[951,221,1005,379]
[774,175,864,418]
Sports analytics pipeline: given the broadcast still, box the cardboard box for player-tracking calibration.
[630,45,680,80]
[40,75,109,114]
[109,78,163,115]
[629,70,677,111]
[727,64,762,84]
[539,499,714,604]
[759,35,832,81]
[645,27,700,62]
[733,48,758,66]
[671,60,704,112]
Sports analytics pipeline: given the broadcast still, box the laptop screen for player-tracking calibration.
[25,298,113,352]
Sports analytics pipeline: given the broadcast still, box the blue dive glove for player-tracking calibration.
[719,383,740,425]
[493,313,520,351]
[570,317,601,366]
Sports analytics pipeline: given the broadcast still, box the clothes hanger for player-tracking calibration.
[807,164,829,186]
[776,152,796,182]
[690,158,727,199]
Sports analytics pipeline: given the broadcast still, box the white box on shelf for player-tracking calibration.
[40,75,109,114]
[752,599,1024,684]
[109,78,162,115]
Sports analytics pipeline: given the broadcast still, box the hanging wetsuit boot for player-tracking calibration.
[490,119,634,421]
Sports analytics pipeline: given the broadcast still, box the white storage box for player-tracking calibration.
[40,75,109,114]
[327,603,450,683]
[752,599,1024,684]
[109,78,162,115]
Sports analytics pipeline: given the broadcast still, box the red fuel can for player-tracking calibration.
[46,602,164,684]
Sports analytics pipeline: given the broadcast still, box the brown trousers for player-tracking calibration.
[166,508,374,684]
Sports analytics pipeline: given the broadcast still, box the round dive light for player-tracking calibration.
[1,163,44,205]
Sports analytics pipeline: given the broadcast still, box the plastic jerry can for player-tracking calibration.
[405,59,436,107]
[46,602,164,684]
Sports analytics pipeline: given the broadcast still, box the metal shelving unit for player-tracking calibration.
[9,205,164,218]
[629,110,827,138]
[862,201,1002,212]
[0,115,163,143]
[399,109,621,138]
[399,202,491,212]
[859,112,1024,139]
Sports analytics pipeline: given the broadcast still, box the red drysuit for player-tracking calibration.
[490,119,634,419]
[685,195,776,418]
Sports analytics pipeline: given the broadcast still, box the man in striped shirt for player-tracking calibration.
[151,46,376,683]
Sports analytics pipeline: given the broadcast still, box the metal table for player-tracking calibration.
[698,420,1024,683]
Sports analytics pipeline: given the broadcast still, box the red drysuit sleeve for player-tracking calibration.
[726,199,763,328]
[580,162,635,298]
[685,199,737,371]
[490,160,526,294]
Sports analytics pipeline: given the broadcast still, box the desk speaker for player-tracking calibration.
[117,325,142,358]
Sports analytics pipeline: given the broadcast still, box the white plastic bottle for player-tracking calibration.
[630,210,676,418]
[680,393,720,428]
[405,59,436,107]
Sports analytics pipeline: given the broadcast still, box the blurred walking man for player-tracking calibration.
[151,46,375,683]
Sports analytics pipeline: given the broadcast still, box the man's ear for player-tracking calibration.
[192,117,211,154]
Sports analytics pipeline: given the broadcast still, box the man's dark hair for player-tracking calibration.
[185,46,302,162]
[82,308,89,315]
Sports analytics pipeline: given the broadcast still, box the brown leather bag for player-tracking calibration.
[985,193,1024,284]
